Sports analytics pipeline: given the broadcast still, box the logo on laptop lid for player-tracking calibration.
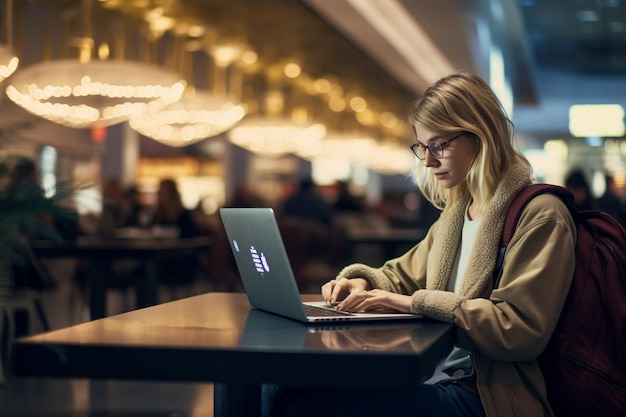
[250,246,270,275]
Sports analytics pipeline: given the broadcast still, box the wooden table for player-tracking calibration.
[30,236,213,319]
[14,292,454,417]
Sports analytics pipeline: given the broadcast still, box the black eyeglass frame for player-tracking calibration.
[410,132,468,160]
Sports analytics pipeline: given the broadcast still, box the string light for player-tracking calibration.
[130,90,246,147]
[5,59,186,129]
[0,45,18,81]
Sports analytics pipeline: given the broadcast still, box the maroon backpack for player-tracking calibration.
[495,183,626,417]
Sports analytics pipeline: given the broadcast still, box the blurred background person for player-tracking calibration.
[153,178,199,238]
[152,178,203,298]
[121,185,152,228]
[564,169,596,211]
[74,178,141,316]
[331,180,366,234]
[227,183,264,208]
[333,180,364,215]
[595,173,626,226]
[4,155,76,242]
[95,177,126,237]
[278,178,336,291]
[281,177,334,227]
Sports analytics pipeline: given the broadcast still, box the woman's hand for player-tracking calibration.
[321,278,368,306]
[321,278,412,313]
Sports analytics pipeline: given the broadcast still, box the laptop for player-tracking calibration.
[219,207,421,323]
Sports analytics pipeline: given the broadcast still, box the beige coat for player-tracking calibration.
[336,162,577,417]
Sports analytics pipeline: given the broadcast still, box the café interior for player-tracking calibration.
[1,0,626,416]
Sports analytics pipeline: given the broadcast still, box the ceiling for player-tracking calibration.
[304,0,626,139]
[2,0,626,144]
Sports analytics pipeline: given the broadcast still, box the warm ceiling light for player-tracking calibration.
[349,96,367,112]
[379,111,398,128]
[187,24,205,37]
[240,50,258,65]
[328,97,346,112]
[313,78,332,94]
[144,7,177,36]
[327,83,344,98]
[284,62,301,78]
[129,90,246,147]
[356,109,375,126]
[5,59,186,129]
[209,44,245,68]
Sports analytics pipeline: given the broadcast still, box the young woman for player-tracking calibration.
[269,72,577,417]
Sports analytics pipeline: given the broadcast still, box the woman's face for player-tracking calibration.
[414,126,476,189]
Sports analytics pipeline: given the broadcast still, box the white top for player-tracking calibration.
[447,209,482,293]
[426,206,481,385]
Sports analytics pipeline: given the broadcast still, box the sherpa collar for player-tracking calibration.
[426,161,532,298]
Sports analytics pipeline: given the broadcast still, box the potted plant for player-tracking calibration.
[0,121,76,295]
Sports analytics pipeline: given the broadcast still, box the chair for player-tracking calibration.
[157,256,204,302]
[0,264,50,385]
[277,218,338,293]
[69,259,138,320]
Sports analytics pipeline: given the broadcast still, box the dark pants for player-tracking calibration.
[262,382,486,417]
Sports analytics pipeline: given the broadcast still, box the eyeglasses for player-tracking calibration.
[410,132,467,160]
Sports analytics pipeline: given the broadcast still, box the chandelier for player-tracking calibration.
[5,59,186,129]
[129,89,245,147]
[228,117,327,157]
[128,40,248,147]
[0,45,18,82]
[4,0,187,129]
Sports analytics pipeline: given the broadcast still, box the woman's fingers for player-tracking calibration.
[322,279,346,305]
[336,289,370,311]
[320,279,336,303]
[322,278,370,306]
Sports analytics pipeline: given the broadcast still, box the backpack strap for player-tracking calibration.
[494,184,575,288]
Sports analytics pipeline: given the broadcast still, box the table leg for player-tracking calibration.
[136,259,159,308]
[213,383,261,417]
[89,259,107,320]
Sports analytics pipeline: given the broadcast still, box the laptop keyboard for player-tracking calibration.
[303,303,353,317]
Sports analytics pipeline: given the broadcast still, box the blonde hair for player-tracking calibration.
[409,72,531,213]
